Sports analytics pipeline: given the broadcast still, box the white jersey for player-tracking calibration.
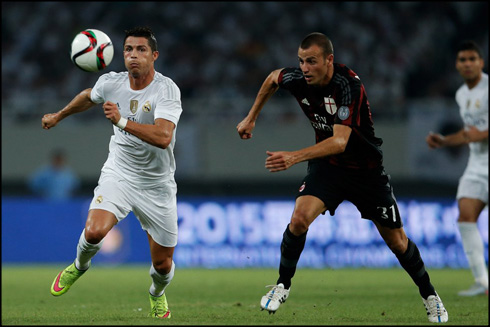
[455,72,488,176]
[91,71,183,188]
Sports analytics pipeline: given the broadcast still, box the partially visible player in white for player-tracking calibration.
[426,40,488,297]
[42,26,182,318]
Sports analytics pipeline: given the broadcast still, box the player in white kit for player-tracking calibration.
[43,27,182,318]
[426,40,488,296]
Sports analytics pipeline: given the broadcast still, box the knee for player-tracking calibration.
[153,257,173,274]
[84,227,107,244]
[290,211,310,235]
[457,213,475,223]
[387,238,408,256]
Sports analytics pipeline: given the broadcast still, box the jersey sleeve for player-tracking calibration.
[90,73,112,104]
[478,89,488,131]
[154,81,183,126]
[278,67,304,92]
[333,72,363,127]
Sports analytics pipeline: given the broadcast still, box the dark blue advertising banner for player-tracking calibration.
[2,196,487,268]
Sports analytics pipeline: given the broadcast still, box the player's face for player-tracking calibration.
[298,45,331,86]
[456,50,484,83]
[123,36,159,77]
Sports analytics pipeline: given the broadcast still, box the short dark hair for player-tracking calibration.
[300,32,334,58]
[124,26,158,52]
[456,40,482,58]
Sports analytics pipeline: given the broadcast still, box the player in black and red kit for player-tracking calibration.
[237,32,448,323]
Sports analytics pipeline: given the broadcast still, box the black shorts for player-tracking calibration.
[296,159,402,229]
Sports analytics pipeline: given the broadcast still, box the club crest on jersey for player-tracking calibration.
[142,101,152,112]
[130,100,139,114]
[338,106,350,120]
[324,97,337,115]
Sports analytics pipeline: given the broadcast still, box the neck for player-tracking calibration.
[465,73,482,90]
[320,66,334,87]
[129,69,155,90]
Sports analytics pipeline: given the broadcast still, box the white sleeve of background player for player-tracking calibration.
[154,82,183,126]
[480,91,488,131]
[90,73,111,104]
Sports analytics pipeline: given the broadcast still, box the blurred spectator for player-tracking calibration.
[27,149,80,200]
[1,2,488,123]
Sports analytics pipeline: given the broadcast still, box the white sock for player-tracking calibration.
[149,261,175,297]
[458,222,488,288]
[75,229,104,271]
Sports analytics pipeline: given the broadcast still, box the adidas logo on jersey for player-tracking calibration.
[301,98,310,106]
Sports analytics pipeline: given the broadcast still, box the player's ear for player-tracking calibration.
[153,50,159,61]
[326,53,334,65]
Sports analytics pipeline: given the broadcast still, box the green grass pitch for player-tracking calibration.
[2,265,488,325]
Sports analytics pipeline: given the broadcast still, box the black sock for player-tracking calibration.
[396,238,436,299]
[277,224,307,289]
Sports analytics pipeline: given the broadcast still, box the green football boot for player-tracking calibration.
[148,293,171,319]
[50,262,87,296]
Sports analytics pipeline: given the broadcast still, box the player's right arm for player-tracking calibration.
[42,88,96,130]
[426,126,487,149]
[237,69,282,139]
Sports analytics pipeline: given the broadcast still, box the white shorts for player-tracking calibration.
[456,169,488,203]
[89,171,178,247]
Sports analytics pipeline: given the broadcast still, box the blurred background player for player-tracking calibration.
[426,40,488,297]
[237,32,448,323]
[27,148,80,200]
[41,26,183,318]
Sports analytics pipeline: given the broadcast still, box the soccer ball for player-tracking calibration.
[70,29,114,72]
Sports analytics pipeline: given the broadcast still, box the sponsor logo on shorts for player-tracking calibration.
[299,182,306,192]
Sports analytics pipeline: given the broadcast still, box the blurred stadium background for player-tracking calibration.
[2,2,488,269]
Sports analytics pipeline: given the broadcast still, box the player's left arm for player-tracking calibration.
[265,124,351,172]
[102,101,174,149]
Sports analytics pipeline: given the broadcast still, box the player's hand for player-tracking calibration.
[426,132,445,149]
[102,101,120,124]
[237,118,255,139]
[42,113,60,130]
[265,150,295,172]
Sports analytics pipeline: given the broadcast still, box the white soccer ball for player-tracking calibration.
[70,29,114,72]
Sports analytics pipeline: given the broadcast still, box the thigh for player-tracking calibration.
[85,208,118,242]
[296,160,345,216]
[133,179,178,248]
[457,173,488,203]
[290,195,328,235]
[349,169,403,229]
[458,198,487,223]
[89,172,132,221]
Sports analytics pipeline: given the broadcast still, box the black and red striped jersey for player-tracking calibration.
[278,63,383,169]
